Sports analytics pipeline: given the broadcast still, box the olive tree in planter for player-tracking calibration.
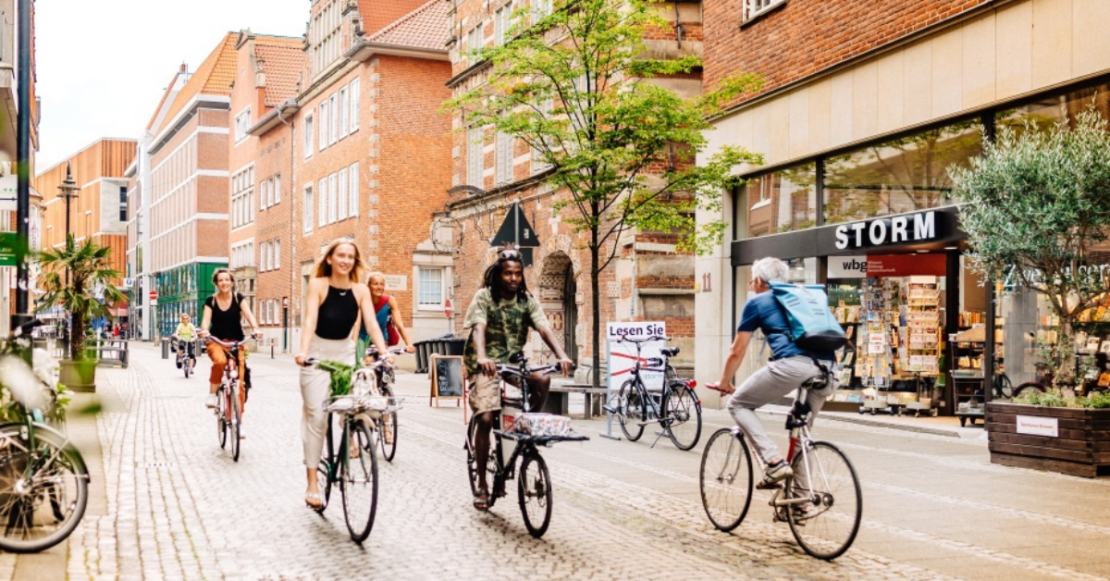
[952,110,1110,477]
[36,235,125,392]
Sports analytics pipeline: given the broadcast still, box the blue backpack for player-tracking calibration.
[769,282,847,352]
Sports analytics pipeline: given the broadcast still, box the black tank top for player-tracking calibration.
[316,286,359,340]
[205,293,245,341]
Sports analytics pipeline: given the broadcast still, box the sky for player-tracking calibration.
[35,0,309,174]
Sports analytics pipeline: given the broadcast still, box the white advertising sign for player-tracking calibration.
[1016,415,1059,438]
[827,255,867,279]
[0,175,15,212]
[606,321,667,392]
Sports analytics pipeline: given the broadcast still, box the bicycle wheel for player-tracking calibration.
[699,428,752,532]
[216,387,228,449]
[378,386,398,462]
[229,388,241,462]
[466,414,501,507]
[663,384,702,451]
[786,441,862,560]
[314,460,332,514]
[617,381,644,441]
[518,450,553,538]
[0,425,90,553]
[341,421,378,543]
[994,374,1013,399]
[1015,381,1047,398]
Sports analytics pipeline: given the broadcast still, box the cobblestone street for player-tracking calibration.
[25,343,1110,580]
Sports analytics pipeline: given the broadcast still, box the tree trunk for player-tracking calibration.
[591,232,601,390]
[1054,320,1077,389]
[71,311,85,361]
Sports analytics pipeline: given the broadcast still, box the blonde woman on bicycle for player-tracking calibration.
[294,240,392,510]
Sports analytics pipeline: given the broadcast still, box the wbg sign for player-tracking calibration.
[834,211,937,250]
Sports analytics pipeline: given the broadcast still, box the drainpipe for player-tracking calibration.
[276,100,296,353]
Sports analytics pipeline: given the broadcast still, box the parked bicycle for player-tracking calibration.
[304,356,400,543]
[606,335,702,450]
[206,336,249,461]
[464,352,588,538]
[361,345,408,462]
[700,375,862,560]
[0,318,90,553]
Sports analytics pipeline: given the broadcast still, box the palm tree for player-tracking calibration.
[36,235,125,361]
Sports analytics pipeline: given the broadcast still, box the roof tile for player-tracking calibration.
[254,36,304,107]
[156,33,238,136]
[366,0,449,51]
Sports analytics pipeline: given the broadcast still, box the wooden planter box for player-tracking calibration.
[986,402,1110,478]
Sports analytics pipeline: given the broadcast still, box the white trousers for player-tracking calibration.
[300,336,355,469]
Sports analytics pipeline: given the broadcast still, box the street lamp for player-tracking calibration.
[57,163,79,348]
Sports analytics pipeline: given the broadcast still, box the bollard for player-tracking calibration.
[161,338,170,359]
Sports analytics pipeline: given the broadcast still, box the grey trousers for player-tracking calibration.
[727,356,837,465]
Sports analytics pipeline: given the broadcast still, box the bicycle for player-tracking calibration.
[361,346,408,462]
[304,357,400,543]
[172,336,196,379]
[464,352,588,538]
[206,336,250,462]
[0,318,91,553]
[606,335,702,450]
[700,375,863,560]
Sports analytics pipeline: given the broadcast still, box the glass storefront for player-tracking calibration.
[739,164,818,238]
[155,262,224,337]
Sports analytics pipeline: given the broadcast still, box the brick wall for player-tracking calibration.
[703,0,991,105]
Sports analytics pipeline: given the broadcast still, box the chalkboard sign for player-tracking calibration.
[430,355,464,407]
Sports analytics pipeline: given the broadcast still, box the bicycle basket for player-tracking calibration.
[326,394,403,415]
[512,413,573,437]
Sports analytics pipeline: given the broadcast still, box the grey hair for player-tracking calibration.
[751,257,789,284]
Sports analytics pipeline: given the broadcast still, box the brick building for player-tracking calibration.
[444,0,705,379]
[143,34,236,337]
[34,139,136,327]
[697,0,1110,410]
[247,0,452,353]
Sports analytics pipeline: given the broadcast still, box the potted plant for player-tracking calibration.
[36,235,125,392]
[952,109,1110,477]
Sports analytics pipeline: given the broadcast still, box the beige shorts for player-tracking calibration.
[468,372,522,415]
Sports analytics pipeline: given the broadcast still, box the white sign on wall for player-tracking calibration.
[827,255,867,278]
[606,321,667,391]
[1016,415,1059,438]
[384,275,407,291]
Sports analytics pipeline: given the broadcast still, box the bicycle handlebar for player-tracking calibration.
[365,346,408,357]
[615,335,669,344]
[495,362,570,378]
[205,336,251,348]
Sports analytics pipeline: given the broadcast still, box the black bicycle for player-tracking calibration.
[360,346,407,462]
[172,336,196,379]
[464,352,588,538]
[0,319,91,553]
[305,356,400,543]
[606,335,702,450]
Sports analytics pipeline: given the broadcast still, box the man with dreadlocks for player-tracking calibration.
[463,247,575,511]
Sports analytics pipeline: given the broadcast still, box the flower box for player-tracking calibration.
[986,402,1110,478]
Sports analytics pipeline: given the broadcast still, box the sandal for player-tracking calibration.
[349,439,361,459]
[473,490,490,511]
[305,491,323,509]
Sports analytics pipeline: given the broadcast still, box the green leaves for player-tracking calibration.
[36,235,125,360]
[316,360,354,397]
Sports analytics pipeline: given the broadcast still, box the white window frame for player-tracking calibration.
[328,173,338,223]
[274,175,281,205]
[535,0,552,19]
[337,168,348,220]
[348,163,359,217]
[467,26,482,64]
[304,114,315,158]
[318,178,328,227]
[468,126,483,188]
[338,86,349,139]
[417,267,445,309]
[304,185,314,233]
[496,130,513,185]
[496,3,513,46]
[275,239,281,270]
[260,179,268,211]
[329,94,339,146]
[319,101,329,150]
[349,79,360,133]
[235,107,252,143]
[743,0,785,21]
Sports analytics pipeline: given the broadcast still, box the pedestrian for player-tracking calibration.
[198,269,263,432]
[294,240,392,510]
[355,271,416,366]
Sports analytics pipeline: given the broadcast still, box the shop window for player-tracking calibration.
[739,163,817,238]
[823,119,982,225]
[996,81,1110,136]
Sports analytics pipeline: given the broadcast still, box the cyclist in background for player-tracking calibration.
[707,257,838,488]
[464,248,573,511]
[172,313,198,373]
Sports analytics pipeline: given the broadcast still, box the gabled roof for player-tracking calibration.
[358,0,431,38]
[145,69,188,132]
[365,0,448,51]
[254,36,304,107]
[155,33,238,136]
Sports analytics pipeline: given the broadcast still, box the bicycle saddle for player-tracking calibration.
[661,347,679,357]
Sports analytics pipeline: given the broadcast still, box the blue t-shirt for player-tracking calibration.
[737,292,834,361]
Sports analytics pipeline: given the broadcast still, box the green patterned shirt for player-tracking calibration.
[462,288,549,374]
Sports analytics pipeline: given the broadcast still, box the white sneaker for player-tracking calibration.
[760,460,793,488]
[205,394,218,409]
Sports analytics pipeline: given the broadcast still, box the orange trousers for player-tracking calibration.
[206,343,248,413]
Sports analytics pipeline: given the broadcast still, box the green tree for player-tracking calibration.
[447,0,762,387]
[37,236,126,361]
[952,110,1110,388]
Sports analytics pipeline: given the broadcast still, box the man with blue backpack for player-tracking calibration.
[708,257,845,488]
